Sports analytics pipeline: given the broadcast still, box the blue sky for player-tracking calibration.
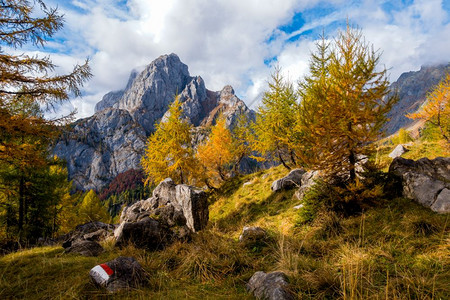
[24,0,450,119]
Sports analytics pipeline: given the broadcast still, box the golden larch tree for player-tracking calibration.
[407,73,450,143]
[298,26,397,181]
[196,116,235,187]
[141,97,198,185]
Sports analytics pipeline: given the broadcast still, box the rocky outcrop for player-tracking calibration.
[246,271,295,300]
[271,169,305,192]
[389,157,450,213]
[114,178,208,249]
[54,54,255,191]
[90,256,146,293]
[385,64,448,135]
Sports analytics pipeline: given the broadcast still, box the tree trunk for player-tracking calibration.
[277,145,291,170]
[347,122,356,182]
[290,150,297,166]
[18,174,24,233]
[349,150,356,182]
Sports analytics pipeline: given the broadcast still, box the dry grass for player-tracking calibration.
[1,163,449,299]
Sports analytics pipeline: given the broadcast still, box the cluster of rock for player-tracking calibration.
[270,156,450,215]
[54,54,254,191]
[389,157,450,213]
[60,178,210,293]
[114,178,209,249]
[271,168,320,203]
[62,221,115,256]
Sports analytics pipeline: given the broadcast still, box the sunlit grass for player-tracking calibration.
[1,161,449,299]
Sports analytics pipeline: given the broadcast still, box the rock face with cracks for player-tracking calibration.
[114,178,208,249]
[389,157,450,213]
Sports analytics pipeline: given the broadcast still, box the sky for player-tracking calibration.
[20,0,450,119]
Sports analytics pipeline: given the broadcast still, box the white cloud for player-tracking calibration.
[30,0,449,119]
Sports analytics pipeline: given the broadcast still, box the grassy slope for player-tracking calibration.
[1,150,449,299]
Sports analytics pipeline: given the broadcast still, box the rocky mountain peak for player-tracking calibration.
[54,54,254,191]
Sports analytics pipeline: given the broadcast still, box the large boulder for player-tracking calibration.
[389,157,450,213]
[115,217,185,250]
[246,271,295,300]
[115,178,208,249]
[64,240,104,257]
[175,184,209,232]
[89,256,146,293]
[271,169,305,192]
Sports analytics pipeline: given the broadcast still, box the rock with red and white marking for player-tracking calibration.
[89,256,146,293]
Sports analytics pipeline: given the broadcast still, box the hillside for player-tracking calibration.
[1,161,449,299]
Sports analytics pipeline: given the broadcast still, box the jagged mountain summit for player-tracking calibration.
[54,54,253,191]
[384,64,449,135]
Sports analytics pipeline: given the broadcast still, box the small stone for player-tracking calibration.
[239,226,267,243]
[246,271,294,300]
[389,144,408,158]
[293,204,304,210]
[90,256,146,293]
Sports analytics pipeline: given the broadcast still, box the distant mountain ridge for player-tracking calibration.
[54,54,254,190]
[384,63,449,135]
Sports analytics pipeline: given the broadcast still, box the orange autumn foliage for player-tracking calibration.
[407,73,450,143]
[196,117,235,187]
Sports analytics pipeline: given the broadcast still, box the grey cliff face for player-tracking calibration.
[54,108,147,190]
[385,64,449,135]
[54,53,254,191]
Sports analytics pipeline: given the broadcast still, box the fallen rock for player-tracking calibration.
[271,169,305,192]
[246,271,295,300]
[389,144,408,158]
[64,240,104,257]
[239,226,267,243]
[90,256,146,293]
[389,157,450,213]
